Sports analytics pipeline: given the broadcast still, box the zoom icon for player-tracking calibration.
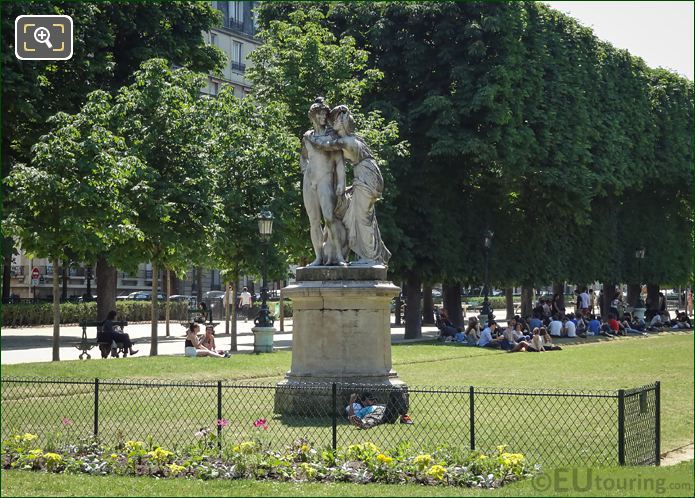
[15,15,73,60]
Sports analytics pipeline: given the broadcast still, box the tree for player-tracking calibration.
[3,91,142,360]
[109,59,218,356]
[1,1,224,304]
[207,90,299,349]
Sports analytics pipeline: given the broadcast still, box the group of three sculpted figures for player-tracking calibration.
[301,97,391,267]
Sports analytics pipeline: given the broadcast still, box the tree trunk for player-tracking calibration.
[150,260,159,356]
[505,287,514,320]
[279,288,284,332]
[602,282,617,318]
[2,237,13,301]
[404,273,422,339]
[165,269,171,337]
[394,284,403,326]
[52,258,61,361]
[196,266,203,303]
[96,255,117,322]
[443,281,463,327]
[422,283,434,324]
[61,263,68,301]
[552,282,565,312]
[230,279,238,352]
[626,283,640,308]
[647,283,660,312]
[521,286,533,318]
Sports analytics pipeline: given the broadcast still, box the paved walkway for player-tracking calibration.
[0,318,442,364]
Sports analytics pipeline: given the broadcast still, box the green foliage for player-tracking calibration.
[1,301,188,327]
[2,434,533,488]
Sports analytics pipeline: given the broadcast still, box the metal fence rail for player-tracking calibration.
[0,377,659,466]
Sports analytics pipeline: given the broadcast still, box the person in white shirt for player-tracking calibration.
[549,316,564,337]
[238,287,253,323]
[563,316,577,338]
[579,289,590,317]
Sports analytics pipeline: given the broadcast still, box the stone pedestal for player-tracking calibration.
[633,308,647,321]
[275,265,406,414]
[252,326,275,353]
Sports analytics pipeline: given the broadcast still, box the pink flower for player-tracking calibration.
[61,417,72,426]
[253,418,267,428]
[217,418,230,428]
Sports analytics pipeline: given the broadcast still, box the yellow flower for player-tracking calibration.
[300,444,311,454]
[496,444,508,453]
[426,464,447,480]
[167,463,186,476]
[110,453,119,459]
[413,454,433,468]
[125,440,144,452]
[299,462,317,479]
[146,447,174,464]
[477,454,488,460]
[500,452,525,467]
[376,453,394,465]
[28,449,43,457]
[234,441,257,454]
[22,433,38,443]
[363,442,380,454]
[44,452,63,464]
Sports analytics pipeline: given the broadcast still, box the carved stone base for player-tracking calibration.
[274,265,405,415]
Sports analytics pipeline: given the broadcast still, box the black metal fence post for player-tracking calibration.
[93,378,99,437]
[217,381,223,451]
[655,381,661,466]
[469,385,475,451]
[618,388,625,465]
[331,383,337,451]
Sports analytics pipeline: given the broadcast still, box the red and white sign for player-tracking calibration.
[31,267,40,286]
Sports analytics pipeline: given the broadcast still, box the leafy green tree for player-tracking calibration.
[3,91,142,360]
[1,0,224,302]
[207,90,299,348]
[108,59,217,355]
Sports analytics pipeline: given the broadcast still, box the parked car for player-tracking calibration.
[124,291,165,301]
[77,295,97,303]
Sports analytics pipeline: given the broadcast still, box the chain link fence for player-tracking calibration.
[0,377,659,466]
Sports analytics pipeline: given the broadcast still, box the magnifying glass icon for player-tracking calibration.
[33,27,53,49]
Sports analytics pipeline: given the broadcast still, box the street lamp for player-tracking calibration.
[255,209,275,328]
[84,265,93,302]
[481,229,494,321]
[635,249,646,308]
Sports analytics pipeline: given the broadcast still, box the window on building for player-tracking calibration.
[231,1,244,22]
[232,41,242,63]
[212,81,219,95]
[210,32,218,47]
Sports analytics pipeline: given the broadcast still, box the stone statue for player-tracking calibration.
[300,98,348,266]
[307,105,391,266]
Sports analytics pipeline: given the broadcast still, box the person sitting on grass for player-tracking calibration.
[477,320,504,348]
[563,314,577,338]
[526,327,545,352]
[548,315,564,338]
[541,327,562,350]
[184,323,226,358]
[501,325,531,353]
[435,308,460,342]
[670,311,693,330]
[620,313,648,335]
[462,316,481,345]
[587,315,602,336]
[346,392,413,429]
[200,324,231,357]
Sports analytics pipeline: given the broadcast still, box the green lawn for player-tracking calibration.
[2,461,693,497]
[1,333,692,468]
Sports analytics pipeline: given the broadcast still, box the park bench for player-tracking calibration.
[77,320,129,360]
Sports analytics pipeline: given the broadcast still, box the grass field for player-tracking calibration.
[1,332,693,496]
[2,461,693,497]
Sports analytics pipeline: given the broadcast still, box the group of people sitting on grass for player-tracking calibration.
[435,306,692,352]
[184,322,230,358]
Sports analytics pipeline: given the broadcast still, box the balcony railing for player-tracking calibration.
[231,61,246,73]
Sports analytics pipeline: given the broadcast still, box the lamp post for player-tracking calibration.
[480,229,494,321]
[254,209,274,329]
[85,265,93,301]
[635,249,646,310]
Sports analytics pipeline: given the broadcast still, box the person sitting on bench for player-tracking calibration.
[99,310,138,356]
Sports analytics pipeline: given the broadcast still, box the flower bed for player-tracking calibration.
[2,432,534,488]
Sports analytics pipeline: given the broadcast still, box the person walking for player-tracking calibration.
[238,287,253,323]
